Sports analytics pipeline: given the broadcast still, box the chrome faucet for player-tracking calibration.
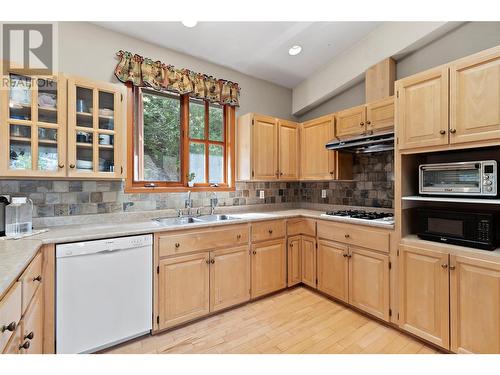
[185,191,193,216]
[209,192,218,215]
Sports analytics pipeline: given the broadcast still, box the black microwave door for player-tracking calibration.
[417,209,466,239]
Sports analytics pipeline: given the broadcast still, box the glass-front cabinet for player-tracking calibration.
[67,77,122,178]
[0,73,67,177]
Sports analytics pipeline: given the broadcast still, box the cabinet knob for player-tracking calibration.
[205,259,210,264]
[58,163,65,169]
[236,234,241,240]
[366,121,371,125]
[343,253,347,258]
[69,164,75,169]
[360,122,364,127]
[449,265,456,270]
[348,254,352,258]
[24,331,34,340]
[329,171,334,175]
[19,341,30,350]
[1,321,16,332]
[268,229,273,234]
[344,234,350,238]
[175,243,180,248]
[450,129,457,134]
[441,263,448,269]
[439,130,446,135]
[210,259,215,264]
[280,172,283,176]
[252,250,257,255]
[290,243,293,248]
[33,275,42,283]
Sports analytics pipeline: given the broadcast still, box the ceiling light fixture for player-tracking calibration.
[182,20,198,28]
[288,45,302,56]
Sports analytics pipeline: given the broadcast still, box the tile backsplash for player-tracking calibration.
[0,151,393,224]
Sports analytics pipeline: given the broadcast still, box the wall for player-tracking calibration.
[298,22,500,122]
[57,22,294,120]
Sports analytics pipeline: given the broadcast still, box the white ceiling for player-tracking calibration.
[94,22,382,89]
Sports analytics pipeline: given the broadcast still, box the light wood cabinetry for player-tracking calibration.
[396,66,449,150]
[317,240,348,302]
[278,119,300,179]
[300,115,336,180]
[2,324,23,354]
[0,282,22,352]
[19,252,42,313]
[398,245,450,349]
[450,255,500,354]
[67,76,123,179]
[0,73,67,177]
[251,114,278,180]
[366,96,395,134]
[336,105,366,139]
[365,58,396,103]
[348,246,389,321]
[20,287,43,354]
[157,252,210,330]
[287,236,301,287]
[450,46,500,145]
[210,246,250,312]
[251,220,286,243]
[301,236,317,288]
[251,239,286,299]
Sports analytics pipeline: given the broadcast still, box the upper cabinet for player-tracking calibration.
[450,47,500,145]
[67,77,123,179]
[336,105,366,139]
[396,45,500,151]
[236,113,299,181]
[0,73,67,177]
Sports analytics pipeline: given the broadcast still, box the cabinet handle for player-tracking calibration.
[449,265,456,270]
[290,243,293,248]
[236,234,241,240]
[343,253,347,258]
[58,163,65,169]
[366,121,371,125]
[24,331,34,340]
[344,234,350,238]
[33,275,42,283]
[210,259,215,264]
[205,259,210,264]
[359,122,364,126]
[329,171,334,175]
[268,229,273,234]
[439,130,446,135]
[280,172,283,176]
[441,263,448,269]
[69,164,75,169]
[175,243,180,248]
[252,250,257,255]
[348,254,352,258]
[1,321,16,332]
[450,129,457,134]
[19,341,30,350]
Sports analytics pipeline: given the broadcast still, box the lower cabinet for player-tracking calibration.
[3,325,23,354]
[251,239,286,299]
[287,236,301,287]
[450,255,500,354]
[399,244,500,353]
[20,287,44,354]
[210,246,250,312]
[301,236,317,288]
[317,240,349,303]
[317,240,389,320]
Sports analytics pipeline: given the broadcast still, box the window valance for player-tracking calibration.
[114,50,240,107]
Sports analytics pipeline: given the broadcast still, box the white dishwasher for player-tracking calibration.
[56,234,153,353]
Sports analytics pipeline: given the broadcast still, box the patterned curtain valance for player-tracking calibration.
[114,50,240,107]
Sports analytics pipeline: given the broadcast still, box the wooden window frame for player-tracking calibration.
[125,84,235,193]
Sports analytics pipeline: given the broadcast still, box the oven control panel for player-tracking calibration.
[482,161,497,196]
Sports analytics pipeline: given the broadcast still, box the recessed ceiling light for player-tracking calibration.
[182,20,198,28]
[288,45,302,56]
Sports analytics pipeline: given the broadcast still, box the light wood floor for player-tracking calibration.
[105,287,440,354]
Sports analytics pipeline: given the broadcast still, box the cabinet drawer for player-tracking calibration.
[287,218,316,237]
[251,220,286,242]
[19,252,43,314]
[157,224,249,258]
[0,281,22,353]
[317,221,390,253]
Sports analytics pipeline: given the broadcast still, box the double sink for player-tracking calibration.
[153,214,240,226]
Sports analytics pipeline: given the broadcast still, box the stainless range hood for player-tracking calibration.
[325,131,394,153]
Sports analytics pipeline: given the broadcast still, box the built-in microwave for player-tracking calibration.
[419,160,497,197]
[417,208,500,250]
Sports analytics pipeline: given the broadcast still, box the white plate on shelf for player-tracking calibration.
[76,160,93,169]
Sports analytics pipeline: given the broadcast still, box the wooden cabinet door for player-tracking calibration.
[301,236,317,288]
[396,66,449,150]
[158,252,210,330]
[450,46,500,145]
[287,236,301,287]
[67,76,123,179]
[21,287,43,354]
[251,239,286,299]
[278,119,299,179]
[2,325,22,354]
[450,255,500,353]
[300,115,335,180]
[252,114,278,180]
[336,105,366,138]
[399,245,449,349]
[366,96,394,134]
[210,246,250,312]
[348,246,390,321]
[317,240,348,302]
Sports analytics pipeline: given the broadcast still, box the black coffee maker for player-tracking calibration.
[0,196,9,237]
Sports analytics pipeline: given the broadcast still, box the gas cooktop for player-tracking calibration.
[321,210,394,226]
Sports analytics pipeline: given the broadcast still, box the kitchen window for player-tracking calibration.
[126,85,235,192]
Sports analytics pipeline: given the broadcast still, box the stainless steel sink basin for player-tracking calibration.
[153,216,203,226]
[197,214,240,222]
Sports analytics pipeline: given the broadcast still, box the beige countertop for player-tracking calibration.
[0,208,395,299]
